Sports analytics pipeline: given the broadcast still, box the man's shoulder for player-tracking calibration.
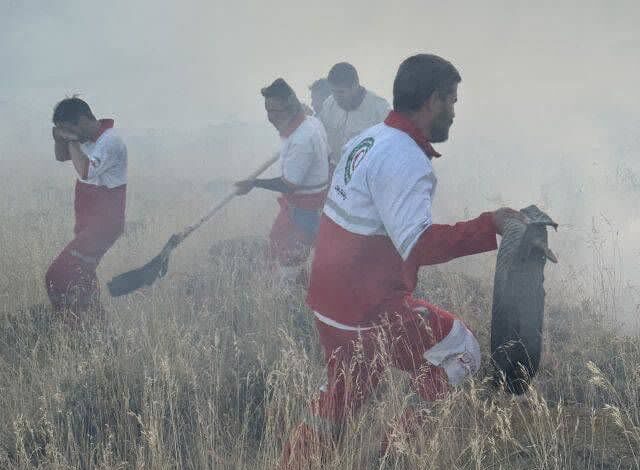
[303,114,323,128]
[367,123,417,148]
[99,128,125,145]
[290,116,325,142]
[340,124,392,170]
[366,126,432,172]
[363,90,390,110]
[97,128,127,155]
[318,96,341,121]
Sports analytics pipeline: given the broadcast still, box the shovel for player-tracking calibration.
[107,153,278,296]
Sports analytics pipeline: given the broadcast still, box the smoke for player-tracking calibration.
[1,1,639,318]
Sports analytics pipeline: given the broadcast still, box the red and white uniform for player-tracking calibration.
[269,113,329,266]
[45,119,127,314]
[306,111,498,422]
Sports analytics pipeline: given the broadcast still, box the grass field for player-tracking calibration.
[1,133,639,469]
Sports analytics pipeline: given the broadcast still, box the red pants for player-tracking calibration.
[269,196,320,266]
[280,298,480,469]
[311,297,478,423]
[45,181,126,313]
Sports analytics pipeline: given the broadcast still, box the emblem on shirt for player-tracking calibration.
[344,137,374,185]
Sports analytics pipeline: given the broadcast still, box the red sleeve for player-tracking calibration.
[407,212,498,267]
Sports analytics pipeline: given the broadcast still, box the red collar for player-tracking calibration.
[92,118,114,142]
[384,111,441,159]
[280,112,305,138]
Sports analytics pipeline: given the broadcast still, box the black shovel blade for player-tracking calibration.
[107,252,169,297]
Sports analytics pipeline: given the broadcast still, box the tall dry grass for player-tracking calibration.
[1,139,639,469]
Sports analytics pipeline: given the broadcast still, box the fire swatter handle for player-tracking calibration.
[177,152,279,242]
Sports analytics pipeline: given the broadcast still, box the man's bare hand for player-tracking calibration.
[492,207,529,235]
[234,179,255,196]
[52,126,79,142]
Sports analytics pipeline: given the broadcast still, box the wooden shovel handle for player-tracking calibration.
[176,152,279,242]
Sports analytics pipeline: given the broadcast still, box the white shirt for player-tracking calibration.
[319,89,390,164]
[80,128,128,188]
[324,122,437,260]
[280,116,330,195]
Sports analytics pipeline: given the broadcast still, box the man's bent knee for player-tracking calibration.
[423,320,480,386]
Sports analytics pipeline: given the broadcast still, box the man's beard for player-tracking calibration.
[430,114,453,143]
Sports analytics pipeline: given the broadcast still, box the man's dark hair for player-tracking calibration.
[309,78,331,95]
[261,78,302,113]
[393,54,461,113]
[327,62,359,87]
[52,97,95,124]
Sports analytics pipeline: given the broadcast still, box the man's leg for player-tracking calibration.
[46,243,77,312]
[380,298,481,455]
[279,322,384,469]
[268,204,313,287]
[45,243,99,315]
[45,224,119,318]
[385,298,480,395]
[49,182,124,319]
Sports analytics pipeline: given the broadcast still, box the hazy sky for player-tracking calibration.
[2,0,639,227]
[2,1,638,130]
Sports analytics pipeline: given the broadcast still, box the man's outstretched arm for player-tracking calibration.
[408,208,526,266]
[235,177,296,195]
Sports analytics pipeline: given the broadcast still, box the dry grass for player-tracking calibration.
[1,142,639,469]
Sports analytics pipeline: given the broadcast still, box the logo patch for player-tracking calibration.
[344,137,374,185]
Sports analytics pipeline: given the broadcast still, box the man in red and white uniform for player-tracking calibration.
[236,79,329,283]
[46,98,127,318]
[280,54,524,468]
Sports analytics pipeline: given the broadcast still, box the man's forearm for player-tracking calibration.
[252,177,295,193]
[67,142,90,179]
[409,212,498,267]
